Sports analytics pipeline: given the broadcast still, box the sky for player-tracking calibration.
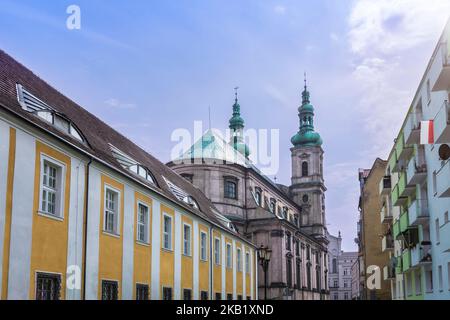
[1,0,449,251]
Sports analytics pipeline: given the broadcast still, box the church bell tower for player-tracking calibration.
[289,76,327,242]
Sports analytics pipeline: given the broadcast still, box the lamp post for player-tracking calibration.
[257,244,272,300]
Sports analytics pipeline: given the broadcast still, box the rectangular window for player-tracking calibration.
[426,269,433,293]
[246,296,251,300]
[200,232,208,261]
[137,203,149,243]
[436,218,440,243]
[245,252,250,274]
[344,292,349,300]
[226,293,233,300]
[226,243,232,268]
[286,259,292,288]
[237,295,242,300]
[163,214,172,250]
[136,284,149,300]
[200,291,208,300]
[224,180,237,199]
[237,248,242,272]
[426,79,431,103]
[104,188,119,234]
[447,262,450,291]
[438,265,443,291]
[296,259,301,288]
[286,232,291,251]
[215,292,221,300]
[40,160,63,217]
[183,224,191,256]
[162,287,172,300]
[183,289,192,300]
[36,272,61,300]
[214,238,221,265]
[102,280,118,300]
[415,271,422,296]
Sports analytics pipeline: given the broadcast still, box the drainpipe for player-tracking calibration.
[82,158,92,300]
[209,226,214,300]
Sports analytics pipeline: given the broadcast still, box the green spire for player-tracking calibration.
[229,87,244,130]
[228,87,250,158]
[291,74,323,147]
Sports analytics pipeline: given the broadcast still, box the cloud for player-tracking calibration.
[273,5,286,15]
[104,98,136,109]
[347,0,450,159]
[348,0,450,55]
[330,32,339,42]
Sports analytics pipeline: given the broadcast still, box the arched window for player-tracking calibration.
[302,161,308,177]
[254,188,262,206]
[224,180,237,199]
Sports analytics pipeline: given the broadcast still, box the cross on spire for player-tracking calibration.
[304,72,307,91]
[234,86,239,102]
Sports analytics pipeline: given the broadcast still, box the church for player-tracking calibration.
[168,82,330,300]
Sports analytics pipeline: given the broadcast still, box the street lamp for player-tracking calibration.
[257,244,272,300]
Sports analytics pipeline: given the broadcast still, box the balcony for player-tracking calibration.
[430,41,450,92]
[379,176,391,195]
[383,265,395,280]
[398,172,415,198]
[402,249,411,272]
[393,220,400,240]
[380,203,393,224]
[404,113,422,145]
[406,153,427,187]
[407,198,429,226]
[399,211,409,234]
[395,135,414,163]
[434,100,450,144]
[410,244,432,268]
[392,184,408,207]
[436,159,450,198]
[382,234,394,252]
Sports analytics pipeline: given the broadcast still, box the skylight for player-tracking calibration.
[16,84,85,143]
[162,176,199,209]
[109,144,156,185]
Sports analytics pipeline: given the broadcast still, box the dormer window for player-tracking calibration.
[109,144,157,187]
[16,84,85,143]
[183,195,199,209]
[128,164,155,184]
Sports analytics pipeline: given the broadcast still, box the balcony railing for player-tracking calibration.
[393,220,400,240]
[398,171,415,198]
[380,203,392,224]
[392,184,407,207]
[382,234,394,252]
[399,211,409,234]
[436,159,450,198]
[379,176,391,195]
[406,153,427,187]
[395,256,403,275]
[408,198,429,226]
[404,112,422,145]
[402,249,411,272]
[430,41,450,92]
[434,100,450,144]
[410,244,432,268]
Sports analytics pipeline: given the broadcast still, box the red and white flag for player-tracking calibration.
[420,120,434,144]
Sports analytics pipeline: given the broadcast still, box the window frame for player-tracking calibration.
[38,155,66,220]
[162,286,173,300]
[183,223,192,256]
[162,213,173,251]
[237,247,242,272]
[245,251,250,274]
[214,237,221,265]
[200,231,208,261]
[101,279,119,300]
[224,177,238,200]
[135,283,149,300]
[35,271,62,300]
[136,202,150,244]
[103,186,121,235]
[226,243,232,269]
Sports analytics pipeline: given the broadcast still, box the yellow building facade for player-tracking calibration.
[0,50,257,300]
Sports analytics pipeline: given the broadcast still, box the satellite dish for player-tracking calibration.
[439,144,450,160]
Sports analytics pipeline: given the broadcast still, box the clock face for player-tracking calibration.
[302,194,309,203]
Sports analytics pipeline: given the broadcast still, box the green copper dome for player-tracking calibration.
[229,89,250,158]
[291,80,323,147]
[229,100,244,129]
